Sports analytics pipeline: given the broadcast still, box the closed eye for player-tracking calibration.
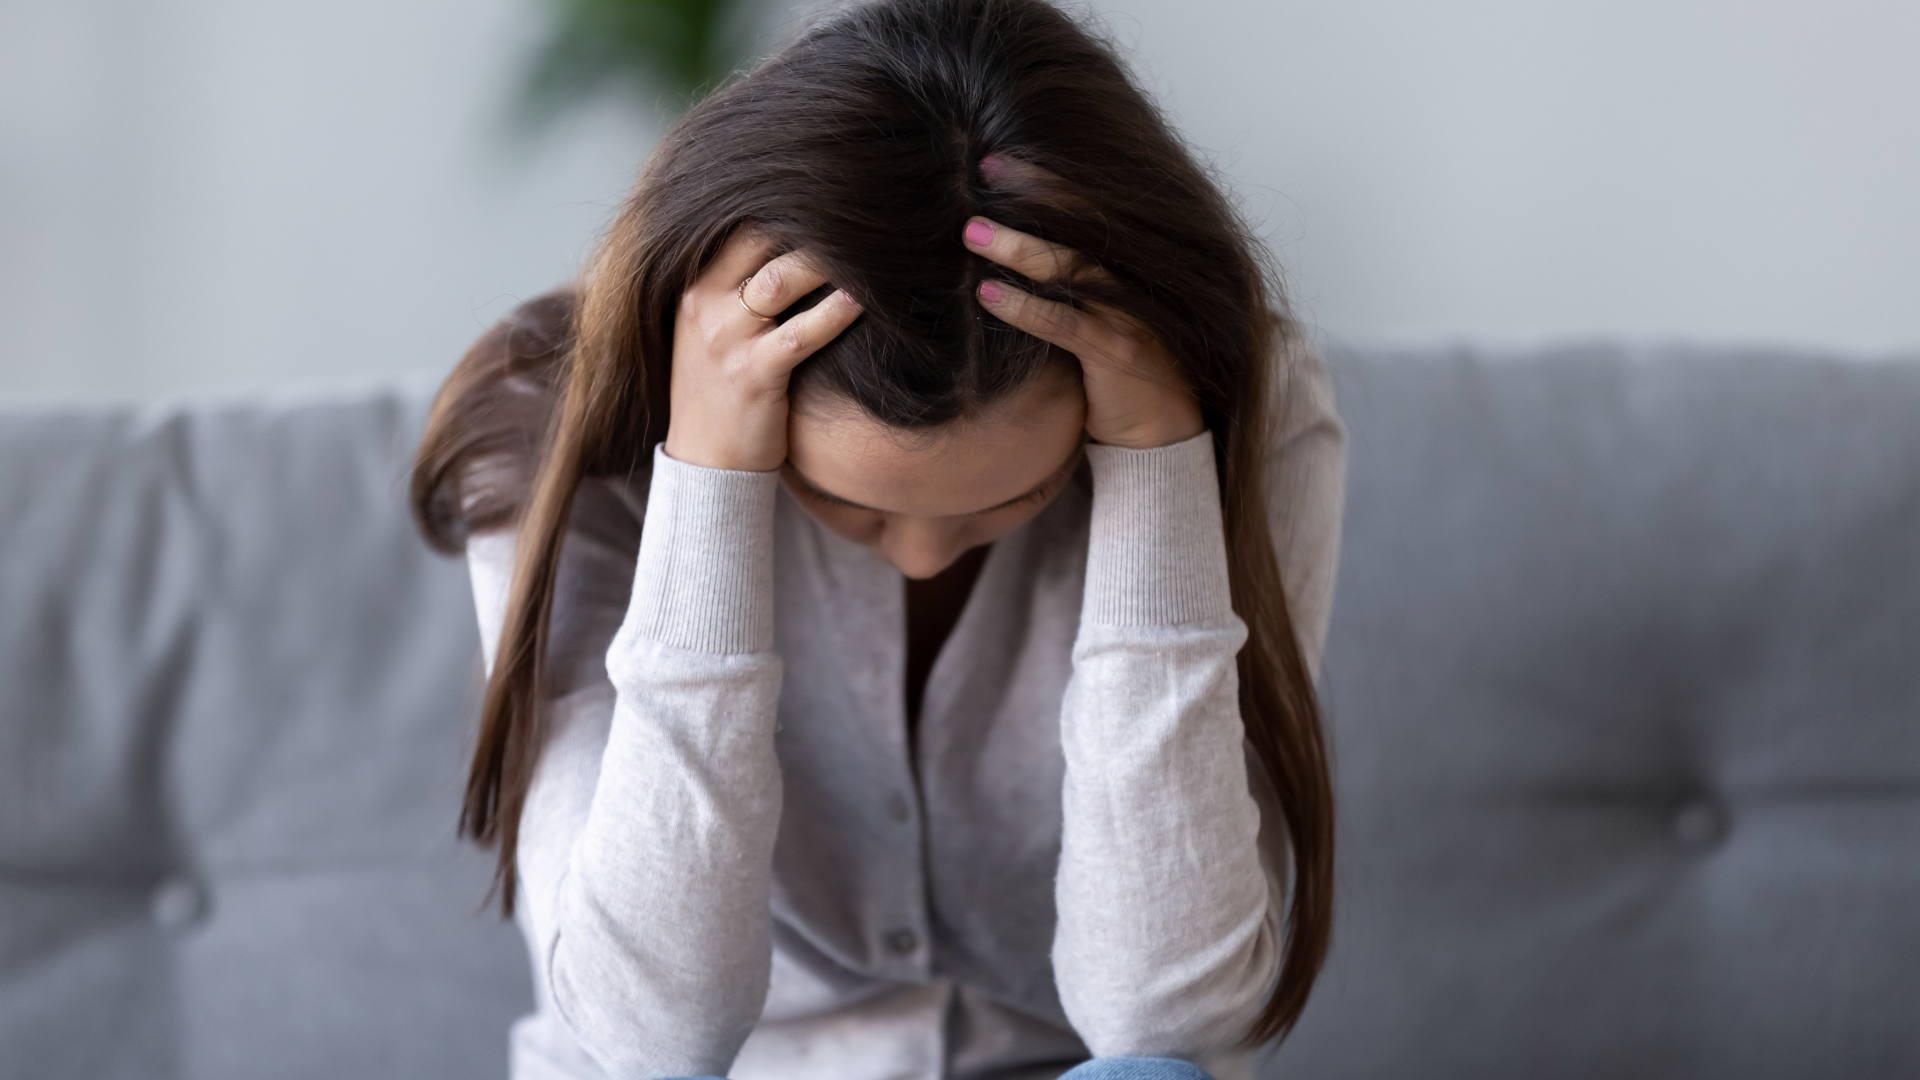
[994,484,1055,511]
[790,447,1080,517]
[798,483,866,511]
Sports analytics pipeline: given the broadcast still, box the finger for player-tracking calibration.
[698,227,781,297]
[978,152,1062,188]
[975,279,1111,361]
[751,289,864,374]
[739,248,830,323]
[961,217,1110,285]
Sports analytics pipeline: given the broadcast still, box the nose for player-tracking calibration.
[878,517,970,579]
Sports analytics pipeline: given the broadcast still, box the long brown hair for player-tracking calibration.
[412,0,1332,1044]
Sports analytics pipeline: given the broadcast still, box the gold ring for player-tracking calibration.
[737,276,778,321]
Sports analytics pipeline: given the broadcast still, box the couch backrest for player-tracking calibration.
[0,392,530,1080]
[1269,345,1920,1079]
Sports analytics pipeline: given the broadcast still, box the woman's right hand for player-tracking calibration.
[663,229,863,473]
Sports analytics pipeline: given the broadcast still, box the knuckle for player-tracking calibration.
[770,325,808,356]
[744,272,783,311]
[1025,243,1061,279]
[1035,302,1079,338]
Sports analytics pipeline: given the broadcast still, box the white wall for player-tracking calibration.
[1101,0,1920,350]
[3,0,1916,404]
[0,0,662,404]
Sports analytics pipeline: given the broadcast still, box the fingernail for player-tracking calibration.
[979,154,1008,182]
[978,280,1003,303]
[964,220,994,247]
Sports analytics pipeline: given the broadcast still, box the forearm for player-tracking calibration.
[470,451,785,1079]
[549,646,781,1077]
[1054,433,1282,1056]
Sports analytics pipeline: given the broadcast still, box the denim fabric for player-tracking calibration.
[1058,1059,1217,1080]
[657,1057,1215,1080]
[652,1053,1205,1076]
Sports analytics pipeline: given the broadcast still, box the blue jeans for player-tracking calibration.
[1059,1058,1218,1080]
[663,1059,1215,1080]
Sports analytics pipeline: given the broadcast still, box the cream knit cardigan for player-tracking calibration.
[466,342,1345,1080]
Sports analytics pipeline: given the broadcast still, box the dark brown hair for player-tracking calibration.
[412,0,1332,1044]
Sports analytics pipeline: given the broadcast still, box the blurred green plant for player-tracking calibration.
[516,0,749,126]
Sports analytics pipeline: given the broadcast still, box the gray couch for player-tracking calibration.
[2,346,1915,1079]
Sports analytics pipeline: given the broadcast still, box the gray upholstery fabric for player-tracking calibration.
[1,346,1914,1079]
[1267,344,1920,1079]
[0,393,530,1079]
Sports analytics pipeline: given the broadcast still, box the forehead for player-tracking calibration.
[786,381,1085,518]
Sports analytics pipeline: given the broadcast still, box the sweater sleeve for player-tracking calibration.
[1267,333,1347,678]
[467,446,784,1080]
[1052,431,1283,1057]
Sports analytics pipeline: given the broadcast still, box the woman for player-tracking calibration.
[411,0,1344,1077]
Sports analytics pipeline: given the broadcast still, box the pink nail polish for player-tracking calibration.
[978,280,1003,303]
[964,220,994,247]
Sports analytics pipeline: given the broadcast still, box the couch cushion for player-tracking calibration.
[0,391,531,1079]
[1267,344,1920,1079]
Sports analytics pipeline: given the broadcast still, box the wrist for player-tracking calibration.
[615,445,781,655]
[1082,430,1233,627]
[663,427,784,473]
[1087,404,1205,450]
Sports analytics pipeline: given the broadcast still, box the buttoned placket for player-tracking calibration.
[899,534,1017,980]
[872,566,933,982]
[793,504,937,986]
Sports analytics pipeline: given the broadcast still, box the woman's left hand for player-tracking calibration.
[963,216,1204,450]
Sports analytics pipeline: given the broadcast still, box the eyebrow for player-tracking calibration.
[792,445,1083,516]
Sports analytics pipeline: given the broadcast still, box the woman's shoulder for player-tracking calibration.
[1264,322,1342,450]
[464,468,652,697]
[1258,321,1346,675]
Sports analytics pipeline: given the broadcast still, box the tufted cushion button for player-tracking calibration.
[151,876,208,930]
[884,928,920,956]
[1672,799,1726,849]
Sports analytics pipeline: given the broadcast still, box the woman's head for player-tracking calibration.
[566,0,1270,462]
[784,356,1085,578]
[413,0,1331,1045]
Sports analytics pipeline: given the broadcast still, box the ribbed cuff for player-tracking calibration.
[617,444,778,655]
[1082,430,1235,627]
